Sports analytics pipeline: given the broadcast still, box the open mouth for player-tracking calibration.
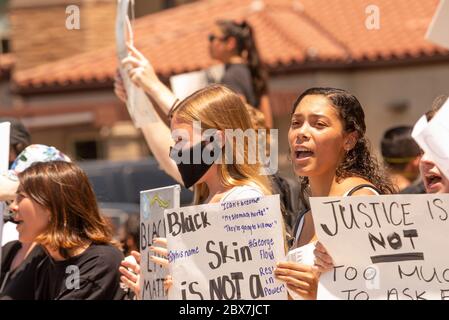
[426,174,442,188]
[295,147,314,159]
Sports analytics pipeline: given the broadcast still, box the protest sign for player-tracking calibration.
[426,0,449,50]
[286,243,316,300]
[116,0,158,128]
[170,71,209,101]
[165,194,287,300]
[412,97,449,180]
[310,194,449,300]
[140,185,180,300]
[169,64,224,100]
[0,121,11,274]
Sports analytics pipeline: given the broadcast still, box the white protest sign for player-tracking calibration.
[412,97,449,180]
[426,0,449,50]
[310,194,449,300]
[116,0,158,128]
[0,121,10,275]
[165,194,287,300]
[169,71,209,100]
[140,185,180,300]
[169,64,225,100]
[286,242,316,300]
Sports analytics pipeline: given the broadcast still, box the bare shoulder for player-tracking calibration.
[339,177,378,196]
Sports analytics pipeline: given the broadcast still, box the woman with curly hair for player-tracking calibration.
[274,87,395,299]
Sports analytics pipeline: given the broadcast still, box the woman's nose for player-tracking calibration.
[420,152,433,165]
[9,199,18,213]
[296,126,310,142]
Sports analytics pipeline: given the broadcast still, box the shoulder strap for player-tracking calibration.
[346,184,382,196]
[292,207,309,241]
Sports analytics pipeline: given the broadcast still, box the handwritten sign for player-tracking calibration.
[165,195,287,300]
[412,97,449,180]
[286,243,316,300]
[115,0,158,128]
[426,0,449,50]
[139,185,180,300]
[311,194,449,300]
[0,121,10,274]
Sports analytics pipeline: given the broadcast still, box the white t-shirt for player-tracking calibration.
[220,185,265,202]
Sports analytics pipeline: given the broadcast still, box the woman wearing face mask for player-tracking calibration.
[419,95,449,194]
[115,19,273,128]
[119,84,276,298]
[6,161,125,300]
[274,87,395,299]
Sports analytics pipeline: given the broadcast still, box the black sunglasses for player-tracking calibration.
[208,34,228,43]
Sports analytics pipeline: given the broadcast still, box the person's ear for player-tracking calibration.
[344,131,358,152]
[226,37,237,52]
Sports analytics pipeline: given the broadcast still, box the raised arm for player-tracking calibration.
[114,47,182,184]
[121,43,177,116]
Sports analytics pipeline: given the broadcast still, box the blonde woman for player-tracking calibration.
[119,85,279,298]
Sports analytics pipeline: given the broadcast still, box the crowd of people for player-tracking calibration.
[1,19,448,300]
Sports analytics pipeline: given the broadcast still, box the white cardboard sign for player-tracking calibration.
[311,194,449,300]
[165,195,288,300]
[115,0,158,128]
[139,185,180,300]
[412,97,449,180]
[426,0,449,50]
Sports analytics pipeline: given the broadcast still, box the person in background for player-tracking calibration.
[419,94,449,194]
[115,19,273,127]
[118,214,140,257]
[380,126,423,193]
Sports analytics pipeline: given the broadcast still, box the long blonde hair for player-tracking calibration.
[172,84,272,204]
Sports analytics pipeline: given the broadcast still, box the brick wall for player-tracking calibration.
[9,0,115,71]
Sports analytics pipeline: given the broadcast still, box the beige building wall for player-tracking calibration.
[270,62,449,178]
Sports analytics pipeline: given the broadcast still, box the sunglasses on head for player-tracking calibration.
[208,34,228,42]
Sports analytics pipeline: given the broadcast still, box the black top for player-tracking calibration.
[34,243,126,300]
[0,241,47,300]
[221,63,258,108]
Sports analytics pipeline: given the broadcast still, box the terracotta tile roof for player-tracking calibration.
[12,0,449,90]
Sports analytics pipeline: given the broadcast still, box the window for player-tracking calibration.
[75,140,99,161]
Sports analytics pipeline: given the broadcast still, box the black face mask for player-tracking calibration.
[170,140,221,189]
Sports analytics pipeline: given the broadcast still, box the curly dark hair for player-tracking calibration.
[291,87,396,196]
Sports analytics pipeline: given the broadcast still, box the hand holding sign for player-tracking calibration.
[119,250,141,297]
[313,241,334,273]
[122,43,160,94]
[274,261,318,300]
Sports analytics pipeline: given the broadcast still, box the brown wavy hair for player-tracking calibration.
[18,161,114,259]
[292,87,396,195]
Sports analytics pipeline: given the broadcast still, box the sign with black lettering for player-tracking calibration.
[140,185,180,300]
[165,195,287,300]
[311,194,449,300]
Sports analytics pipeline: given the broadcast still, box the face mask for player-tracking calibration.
[170,140,221,189]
